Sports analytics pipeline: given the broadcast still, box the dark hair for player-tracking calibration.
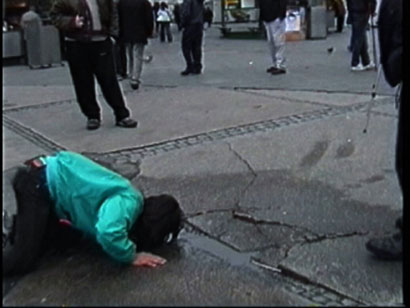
[130,194,183,251]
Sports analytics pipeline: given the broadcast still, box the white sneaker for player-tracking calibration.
[363,62,376,70]
[351,64,365,72]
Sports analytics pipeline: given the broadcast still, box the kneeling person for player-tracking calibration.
[3,151,183,275]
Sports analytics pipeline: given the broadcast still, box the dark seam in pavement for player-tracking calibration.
[277,265,366,306]
[232,210,316,236]
[301,231,369,245]
[230,86,397,97]
[3,115,66,153]
[185,208,234,218]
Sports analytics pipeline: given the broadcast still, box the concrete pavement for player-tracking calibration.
[2,25,403,306]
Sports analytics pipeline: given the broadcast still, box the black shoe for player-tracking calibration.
[180,69,192,76]
[130,80,140,90]
[366,232,402,261]
[87,119,101,130]
[191,69,201,75]
[266,66,277,73]
[116,117,138,128]
[271,68,286,75]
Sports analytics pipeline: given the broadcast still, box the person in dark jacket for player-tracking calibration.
[328,0,346,33]
[203,6,213,29]
[180,0,204,75]
[118,0,154,90]
[3,151,183,275]
[50,0,138,130]
[259,0,288,75]
[346,0,376,71]
[365,0,402,261]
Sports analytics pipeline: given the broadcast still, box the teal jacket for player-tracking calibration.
[43,151,143,264]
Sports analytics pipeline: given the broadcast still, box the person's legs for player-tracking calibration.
[92,39,130,122]
[264,20,277,68]
[65,41,101,121]
[125,42,134,79]
[166,22,173,42]
[336,14,345,32]
[351,14,369,67]
[159,23,165,42]
[3,166,53,275]
[191,23,203,73]
[181,25,195,73]
[350,15,362,67]
[359,18,371,66]
[365,88,403,260]
[271,18,286,70]
[134,43,145,81]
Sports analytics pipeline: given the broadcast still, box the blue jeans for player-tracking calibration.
[350,13,371,67]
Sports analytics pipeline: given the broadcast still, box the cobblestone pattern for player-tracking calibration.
[102,98,392,160]
[3,98,392,159]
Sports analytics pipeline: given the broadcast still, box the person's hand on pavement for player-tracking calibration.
[132,252,167,268]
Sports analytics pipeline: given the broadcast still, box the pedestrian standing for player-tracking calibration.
[180,0,204,75]
[118,0,154,90]
[50,0,138,130]
[346,0,376,71]
[203,6,213,29]
[329,0,346,33]
[259,0,288,75]
[153,2,160,36]
[3,151,183,276]
[365,0,402,261]
[157,2,173,43]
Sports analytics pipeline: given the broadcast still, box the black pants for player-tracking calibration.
[159,22,173,42]
[114,39,127,77]
[65,38,130,122]
[3,166,82,275]
[336,14,345,32]
[3,166,52,275]
[350,13,371,67]
[181,23,203,72]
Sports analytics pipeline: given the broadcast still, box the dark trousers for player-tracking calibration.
[65,39,130,122]
[181,23,203,72]
[3,166,52,275]
[3,166,83,275]
[159,22,173,42]
[350,13,371,67]
[336,14,345,32]
[114,39,127,77]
